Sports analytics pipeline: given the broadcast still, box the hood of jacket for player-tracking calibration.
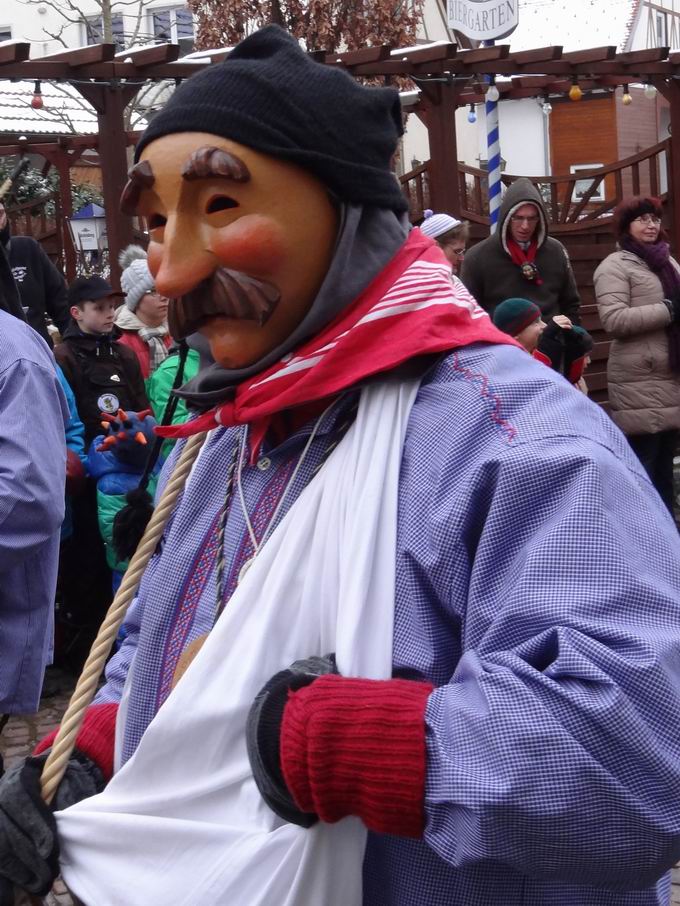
[496,177,548,255]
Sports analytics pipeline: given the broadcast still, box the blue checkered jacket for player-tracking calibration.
[98,342,680,905]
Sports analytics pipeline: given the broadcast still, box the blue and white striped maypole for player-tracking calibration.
[484,40,502,234]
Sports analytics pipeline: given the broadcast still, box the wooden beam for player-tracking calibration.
[392,42,457,65]
[114,43,180,67]
[0,42,30,64]
[510,45,563,64]
[456,44,510,63]
[324,45,391,66]
[616,47,670,64]
[36,43,116,66]
[561,46,616,64]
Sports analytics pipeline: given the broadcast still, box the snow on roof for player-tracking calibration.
[507,0,638,52]
[0,80,99,134]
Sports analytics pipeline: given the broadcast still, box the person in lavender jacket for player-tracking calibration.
[0,304,68,724]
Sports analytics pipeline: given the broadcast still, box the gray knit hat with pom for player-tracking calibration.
[119,245,155,312]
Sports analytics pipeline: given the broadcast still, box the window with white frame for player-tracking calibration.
[83,15,126,50]
[570,165,605,204]
[150,7,194,54]
[656,10,668,46]
[0,27,12,41]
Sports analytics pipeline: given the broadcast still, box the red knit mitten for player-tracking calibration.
[34,702,118,782]
[281,674,433,838]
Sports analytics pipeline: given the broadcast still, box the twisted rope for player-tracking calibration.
[40,430,207,803]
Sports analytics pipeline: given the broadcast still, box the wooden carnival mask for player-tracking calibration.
[122,132,338,369]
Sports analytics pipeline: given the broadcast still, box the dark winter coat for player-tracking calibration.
[461,178,581,322]
[2,230,70,345]
[54,324,149,444]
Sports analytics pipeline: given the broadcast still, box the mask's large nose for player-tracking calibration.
[151,215,217,299]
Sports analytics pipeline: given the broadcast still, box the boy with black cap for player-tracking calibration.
[54,275,149,444]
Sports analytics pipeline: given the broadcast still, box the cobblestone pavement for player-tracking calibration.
[2,670,680,905]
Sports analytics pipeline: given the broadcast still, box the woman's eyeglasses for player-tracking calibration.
[633,214,662,226]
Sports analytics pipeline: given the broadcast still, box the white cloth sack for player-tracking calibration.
[56,377,420,906]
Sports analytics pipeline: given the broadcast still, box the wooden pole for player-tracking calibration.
[653,76,680,256]
[425,82,462,218]
[74,81,139,290]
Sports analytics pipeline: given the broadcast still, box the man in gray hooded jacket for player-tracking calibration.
[461,177,581,322]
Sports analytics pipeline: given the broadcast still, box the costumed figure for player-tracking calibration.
[3,27,680,906]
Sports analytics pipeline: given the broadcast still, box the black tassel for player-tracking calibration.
[112,486,155,561]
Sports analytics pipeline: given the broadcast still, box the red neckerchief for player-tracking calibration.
[507,237,543,285]
[158,230,517,458]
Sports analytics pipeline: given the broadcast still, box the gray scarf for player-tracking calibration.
[177,204,409,409]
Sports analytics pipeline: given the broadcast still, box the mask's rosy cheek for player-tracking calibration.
[211,215,286,274]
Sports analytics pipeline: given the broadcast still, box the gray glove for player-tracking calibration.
[246,654,337,827]
[0,753,104,897]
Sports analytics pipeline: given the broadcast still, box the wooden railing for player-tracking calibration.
[6,192,60,240]
[400,140,670,233]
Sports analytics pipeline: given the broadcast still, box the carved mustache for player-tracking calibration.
[168,268,281,339]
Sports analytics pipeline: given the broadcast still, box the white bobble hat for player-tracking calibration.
[119,245,155,312]
[419,209,463,240]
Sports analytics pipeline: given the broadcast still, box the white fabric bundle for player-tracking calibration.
[56,377,420,906]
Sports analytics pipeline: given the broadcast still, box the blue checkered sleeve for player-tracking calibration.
[422,431,680,890]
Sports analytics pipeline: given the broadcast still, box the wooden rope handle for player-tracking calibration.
[40,430,207,803]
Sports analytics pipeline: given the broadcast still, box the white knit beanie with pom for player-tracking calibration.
[119,245,155,312]
[419,209,462,240]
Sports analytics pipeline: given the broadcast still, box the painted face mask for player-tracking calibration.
[122,133,338,370]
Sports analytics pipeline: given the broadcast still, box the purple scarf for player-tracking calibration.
[621,235,680,372]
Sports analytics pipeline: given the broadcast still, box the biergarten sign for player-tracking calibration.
[447,0,519,41]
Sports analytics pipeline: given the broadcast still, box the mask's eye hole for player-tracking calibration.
[206,196,239,214]
[148,213,167,230]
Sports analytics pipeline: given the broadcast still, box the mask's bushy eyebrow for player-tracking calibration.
[181,147,251,183]
[120,160,155,215]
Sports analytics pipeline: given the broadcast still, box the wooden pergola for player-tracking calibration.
[1,39,680,284]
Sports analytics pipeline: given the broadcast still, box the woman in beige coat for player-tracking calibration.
[594,196,680,513]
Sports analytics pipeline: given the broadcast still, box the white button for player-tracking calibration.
[257,457,271,471]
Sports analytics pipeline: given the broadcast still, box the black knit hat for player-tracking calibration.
[135,26,408,213]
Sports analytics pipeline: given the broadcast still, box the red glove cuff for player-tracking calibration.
[34,702,118,781]
[281,674,433,838]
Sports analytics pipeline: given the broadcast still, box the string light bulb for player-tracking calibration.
[622,84,633,106]
[486,82,500,103]
[30,80,43,110]
[467,103,477,124]
[644,82,657,100]
[569,80,583,102]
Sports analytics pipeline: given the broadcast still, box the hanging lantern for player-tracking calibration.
[30,80,43,110]
[569,80,583,102]
[467,103,477,124]
[486,82,500,103]
[622,84,633,106]
[644,83,657,100]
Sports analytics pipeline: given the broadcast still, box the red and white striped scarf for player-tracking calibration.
[158,230,515,446]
